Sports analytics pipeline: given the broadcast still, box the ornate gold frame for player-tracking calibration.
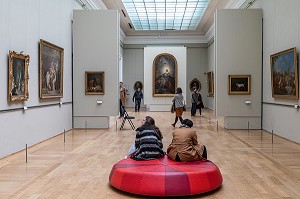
[152,53,178,97]
[207,71,214,97]
[270,47,299,99]
[189,78,201,92]
[228,75,251,95]
[39,39,64,99]
[8,51,30,102]
[85,71,105,95]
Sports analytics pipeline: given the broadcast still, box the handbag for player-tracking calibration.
[171,101,175,113]
[197,102,204,109]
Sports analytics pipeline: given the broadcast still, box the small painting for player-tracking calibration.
[85,71,104,95]
[270,47,298,99]
[8,51,30,102]
[207,71,214,96]
[228,75,251,95]
[189,78,201,92]
[153,53,177,96]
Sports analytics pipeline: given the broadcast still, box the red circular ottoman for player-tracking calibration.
[109,156,222,196]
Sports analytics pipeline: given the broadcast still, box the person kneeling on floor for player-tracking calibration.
[167,119,207,162]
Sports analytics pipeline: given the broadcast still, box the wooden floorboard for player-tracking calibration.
[1,109,300,198]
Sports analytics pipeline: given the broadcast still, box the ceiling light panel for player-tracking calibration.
[122,0,210,30]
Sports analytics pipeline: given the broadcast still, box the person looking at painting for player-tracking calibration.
[127,116,165,160]
[191,88,198,116]
[171,87,184,127]
[132,87,143,112]
[118,82,126,119]
[167,119,207,162]
[191,88,204,116]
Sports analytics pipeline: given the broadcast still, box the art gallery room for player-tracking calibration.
[1,0,300,198]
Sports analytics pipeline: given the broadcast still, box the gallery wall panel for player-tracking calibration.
[249,0,300,143]
[215,9,262,129]
[144,46,186,111]
[0,0,75,159]
[73,10,119,128]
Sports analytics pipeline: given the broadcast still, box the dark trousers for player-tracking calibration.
[191,103,202,116]
[134,99,141,111]
[119,99,125,117]
[191,103,197,116]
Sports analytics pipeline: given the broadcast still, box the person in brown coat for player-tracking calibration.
[118,82,126,118]
[167,119,207,162]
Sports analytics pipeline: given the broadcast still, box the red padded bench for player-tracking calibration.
[109,156,222,196]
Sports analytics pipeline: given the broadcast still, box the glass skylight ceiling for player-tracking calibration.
[122,0,210,30]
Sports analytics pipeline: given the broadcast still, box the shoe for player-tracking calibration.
[117,116,123,119]
[171,124,175,127]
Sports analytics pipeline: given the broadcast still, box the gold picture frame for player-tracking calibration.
[39,39,64,99]
[153,53,177,97]
[270,47,299,99]
[228,75,251,95]
[85,71,105,95]
[189,78,201,92]
[8,51,30,102]
[207,71,214,96]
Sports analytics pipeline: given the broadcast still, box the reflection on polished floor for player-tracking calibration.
[0,108,300,198]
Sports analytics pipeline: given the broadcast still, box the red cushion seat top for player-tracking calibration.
[109,156,222,196]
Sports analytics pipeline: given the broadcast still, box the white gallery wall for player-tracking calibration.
[123,48,145,109]
[123,45,208,109]
[73,10,119,128]
[186,47,208,108]
[207,42,215,110]
[144,46,186,111]
[249,0,300,143]
[0,0,76,158]
[215,9,262,129]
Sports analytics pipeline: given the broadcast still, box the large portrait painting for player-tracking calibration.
[8,51,30,102]
[85,71,105,95]
[228,75,251,95]
[39,39,64,99]
[153,53,177,96]
[189,78,201,92]
[270,47,299,99]
[207,71,214,97]
[134,81,143,91]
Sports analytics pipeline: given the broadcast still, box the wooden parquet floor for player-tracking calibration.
[1,109,300,198]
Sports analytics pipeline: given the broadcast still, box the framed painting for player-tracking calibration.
[207,71,214,96]
[133,81,143,91]
[189,78,201,92]
[8,51,30,102]
[85,71,104,95]
[270,47,298,99]
[153,53,177,96]
[39,39,64,99]
[228,75,251,95]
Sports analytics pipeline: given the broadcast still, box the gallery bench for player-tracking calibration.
[109,156,222,196]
